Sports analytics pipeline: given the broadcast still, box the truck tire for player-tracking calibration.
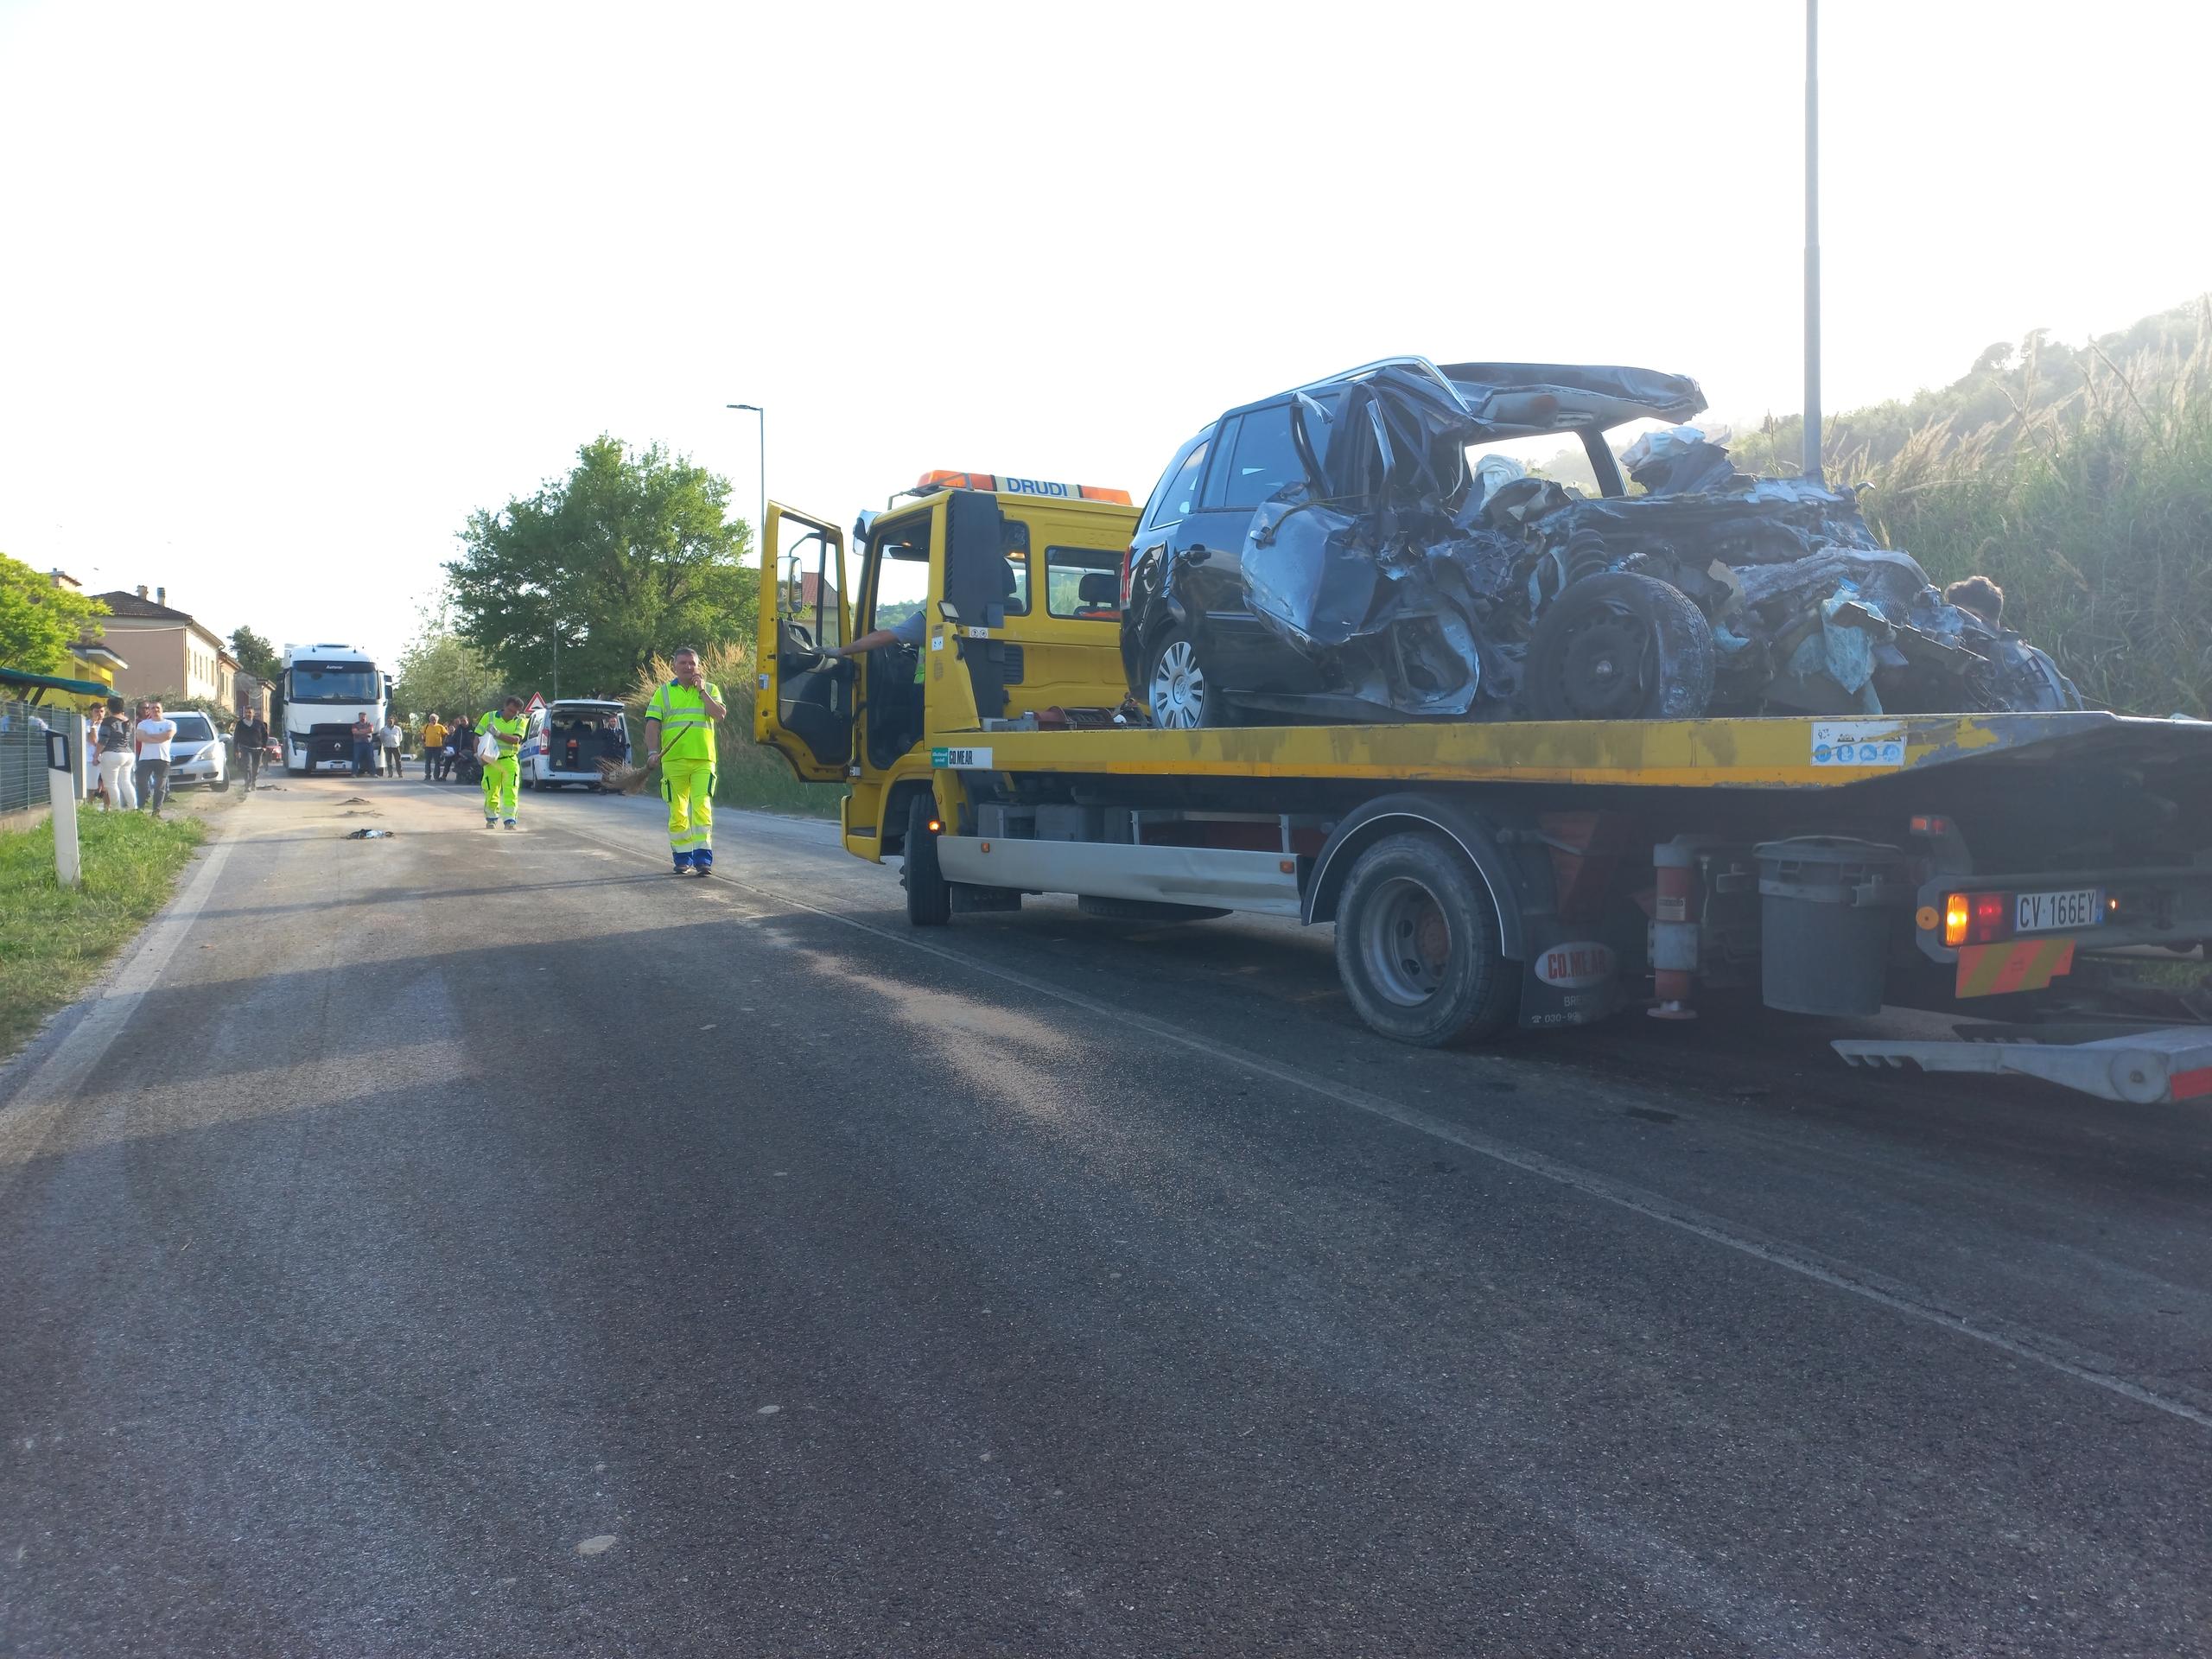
[1076,895,1230,923]
[1525,571,1714,721]
[904,793,951,927]
[1333,832,1518,1046]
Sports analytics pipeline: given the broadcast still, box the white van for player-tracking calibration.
[520,699,630,790]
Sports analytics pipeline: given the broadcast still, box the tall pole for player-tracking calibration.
[728,404,765,555]
[1802,0,1823,481]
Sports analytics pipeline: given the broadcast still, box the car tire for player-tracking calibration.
[212,776,231,792]
[904,792,951,927]
[1525,571,1714,721]
[1333,832,1519,1046]
[1144,626,1231,730]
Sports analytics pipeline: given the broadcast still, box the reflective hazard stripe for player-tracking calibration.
[1955,937,2076,998]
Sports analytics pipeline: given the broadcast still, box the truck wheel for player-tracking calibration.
[1525,571,1714,721]
[904,793,951,927]
[1145,627,1231,730]
[1333,833,1518,1046]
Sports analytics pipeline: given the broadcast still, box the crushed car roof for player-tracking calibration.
[1263,355,1707,445]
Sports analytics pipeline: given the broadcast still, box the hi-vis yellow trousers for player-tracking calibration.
[664,757,715,869]
[481,754,518,823]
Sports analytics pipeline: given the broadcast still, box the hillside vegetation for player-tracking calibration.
[1737,296,2212,716]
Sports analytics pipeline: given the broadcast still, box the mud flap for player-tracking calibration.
[1516,924,1627,1030]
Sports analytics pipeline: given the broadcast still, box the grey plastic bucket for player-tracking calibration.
[1755,837,1910,1015]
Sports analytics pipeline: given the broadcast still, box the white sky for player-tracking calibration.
[3,0,2204,666]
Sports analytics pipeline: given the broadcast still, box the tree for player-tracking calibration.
[0,552,108,674]
[228,626,282,682]
[392,622,504,721]
[446,436,755,697]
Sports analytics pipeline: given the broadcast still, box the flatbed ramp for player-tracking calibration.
[1837,1027,2212,1105]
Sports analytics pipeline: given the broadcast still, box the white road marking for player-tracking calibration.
[550,817,2212,1434]
[575,1535,617,1556]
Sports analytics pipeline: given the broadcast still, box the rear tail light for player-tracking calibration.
[1119,546,1135,609]
[1942,890,2012,948]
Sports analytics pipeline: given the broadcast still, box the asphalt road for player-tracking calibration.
[3,771,2210,1656]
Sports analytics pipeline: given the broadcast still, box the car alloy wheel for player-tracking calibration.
[1149,637,1207,730]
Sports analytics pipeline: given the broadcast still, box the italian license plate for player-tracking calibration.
[2014,887,2101,933]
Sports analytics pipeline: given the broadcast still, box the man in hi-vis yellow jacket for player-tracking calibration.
[480,696,528,829]
[644,648,726,875]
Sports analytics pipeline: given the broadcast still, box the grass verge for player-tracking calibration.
[0,809,207,1058]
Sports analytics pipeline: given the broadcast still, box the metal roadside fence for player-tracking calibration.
[0,698,51,815]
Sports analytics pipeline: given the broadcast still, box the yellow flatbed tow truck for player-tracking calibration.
[755,473,2212,1103]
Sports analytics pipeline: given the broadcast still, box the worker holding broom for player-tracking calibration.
[643,647,725,875]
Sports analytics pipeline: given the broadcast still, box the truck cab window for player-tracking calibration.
[1046,547,1124,619]
[1001,519,1031,616]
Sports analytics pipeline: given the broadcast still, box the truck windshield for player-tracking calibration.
[288,665,380,702]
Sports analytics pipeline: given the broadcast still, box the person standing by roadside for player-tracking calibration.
[135,699,177,817]
[234,706,271,793]
[96,696,137,810]
[643,646,726,875]
[350,710,375,777]
[448,713,475,784]
[378,714,404,779]
[479,696,527,829]
[420,713,447,780]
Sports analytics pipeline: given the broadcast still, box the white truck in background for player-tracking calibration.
[281,643,391,775]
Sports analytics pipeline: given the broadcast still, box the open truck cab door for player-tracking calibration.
[754,473,1141,865]
[753,501,852,783]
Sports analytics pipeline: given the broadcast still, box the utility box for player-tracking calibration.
[1756,837,1910,1015]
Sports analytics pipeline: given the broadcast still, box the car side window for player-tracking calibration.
[1141,430,1212,531]
[1212,403,1305,512]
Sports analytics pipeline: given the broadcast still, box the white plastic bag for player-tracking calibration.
[476,731,501,764]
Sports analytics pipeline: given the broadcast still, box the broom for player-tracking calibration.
[598,754,657,794]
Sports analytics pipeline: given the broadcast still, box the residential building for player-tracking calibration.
[89,586,235,709]
[45,572,131,693]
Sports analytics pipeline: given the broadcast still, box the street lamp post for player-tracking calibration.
[1802,0,1823,482]
[728,403,765,554]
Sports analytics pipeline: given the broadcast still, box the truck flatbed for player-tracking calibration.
[940,710,2212,792]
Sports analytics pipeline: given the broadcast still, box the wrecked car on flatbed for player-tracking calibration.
[1120,357,2078,728]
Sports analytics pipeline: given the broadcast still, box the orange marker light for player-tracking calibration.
[1943,893,1970,948]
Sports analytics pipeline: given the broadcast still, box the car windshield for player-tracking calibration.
[169,714,213,742]
[289,664,380,702]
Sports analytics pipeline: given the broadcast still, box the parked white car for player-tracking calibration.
[166,710,231,791]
